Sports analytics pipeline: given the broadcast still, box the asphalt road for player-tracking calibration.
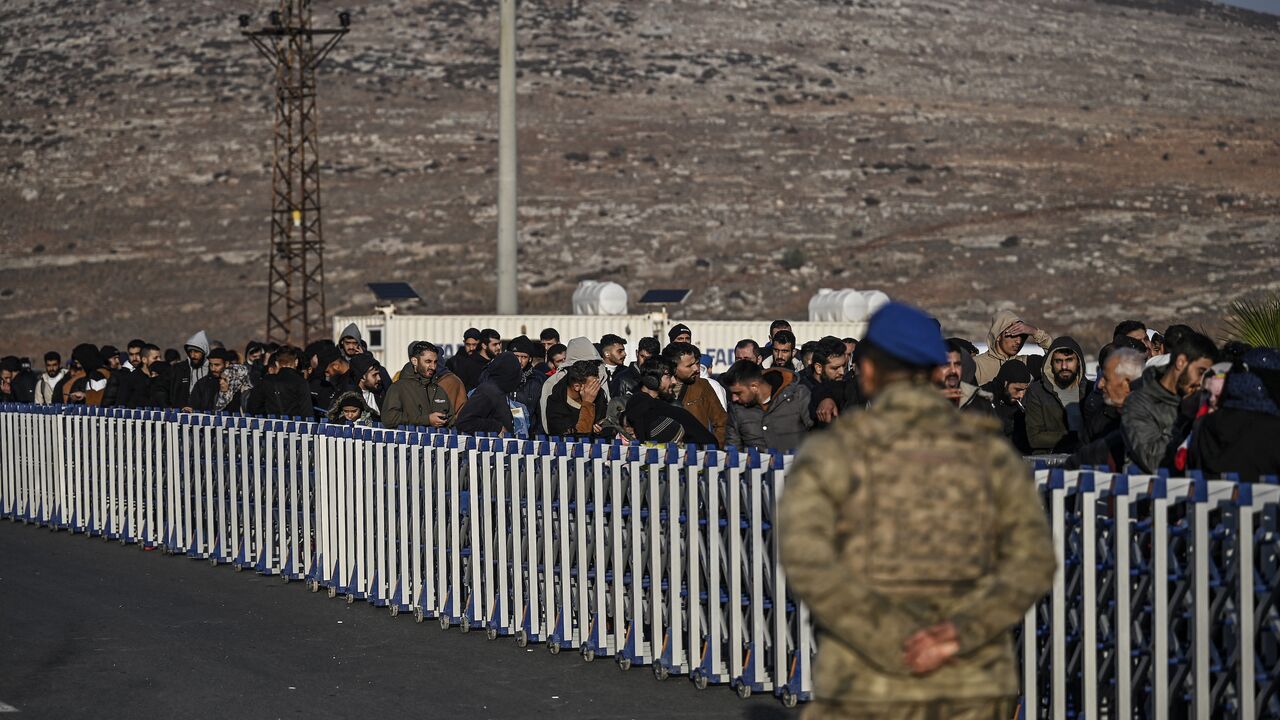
[0,520,799,720]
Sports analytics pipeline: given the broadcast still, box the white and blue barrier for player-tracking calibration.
[2,403,1278,716]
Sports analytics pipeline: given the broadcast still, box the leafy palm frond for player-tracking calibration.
[1225,293,1280,348]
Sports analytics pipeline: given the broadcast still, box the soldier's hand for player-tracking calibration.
[816,398,839,423]
[903,621,960,675]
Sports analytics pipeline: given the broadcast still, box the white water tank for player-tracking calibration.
[572,281,629,316]
[808,288,890,322]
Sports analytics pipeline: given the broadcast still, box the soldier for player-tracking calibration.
[779,302,1056,719]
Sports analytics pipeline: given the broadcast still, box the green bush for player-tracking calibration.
[1225,293,1280,348]
[779,248,806,271]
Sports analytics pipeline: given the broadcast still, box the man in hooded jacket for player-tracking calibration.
[539,337,611,427]
[973,310,1053,386]
[1023,336,1094,454]
[166,330,211,409]
[455,353,523,435]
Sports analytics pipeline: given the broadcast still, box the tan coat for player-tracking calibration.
[779,382,1055,705]
[973,309,1052,386]
[678,378,727,446]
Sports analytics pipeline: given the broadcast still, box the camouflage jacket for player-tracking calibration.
[779,381,1055,703]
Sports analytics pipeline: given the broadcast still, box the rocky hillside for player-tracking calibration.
[1,0,1278,356]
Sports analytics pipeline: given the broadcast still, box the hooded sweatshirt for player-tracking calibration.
[455,353,523,434]
[973,310,1053,386]
[539,337,610,426]
[339,323,363,352]
[1023,336,1093,454]
[185,330,211,386]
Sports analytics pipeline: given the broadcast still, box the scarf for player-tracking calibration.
[216,364,252,411]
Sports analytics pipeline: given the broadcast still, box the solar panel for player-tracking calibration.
[638,289,691,305]
[367,282,421,301]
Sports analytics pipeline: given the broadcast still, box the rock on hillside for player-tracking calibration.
[1,0,1278,356]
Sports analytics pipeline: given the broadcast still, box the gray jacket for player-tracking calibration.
[1122,372,1180,473]
[726,369,813,452]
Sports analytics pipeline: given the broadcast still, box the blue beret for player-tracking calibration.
[863,301,948,367]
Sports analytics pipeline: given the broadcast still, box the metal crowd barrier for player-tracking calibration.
[2,403,1278,717]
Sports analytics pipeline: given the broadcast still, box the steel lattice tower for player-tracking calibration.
[242,2,349,346]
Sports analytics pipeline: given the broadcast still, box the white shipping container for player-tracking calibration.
[334,314,869,374]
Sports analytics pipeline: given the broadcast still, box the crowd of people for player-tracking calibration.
[2,310,1278,480]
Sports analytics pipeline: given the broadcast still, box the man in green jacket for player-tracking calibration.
[780,302,1056,719]
[381,341,452,430]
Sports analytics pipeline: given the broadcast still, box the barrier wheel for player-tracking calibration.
[735,682,752,699]
[580,646,595,663]
[486,627,499,641]
[389,605,400,618]
[414,608,426,624]
[233,564,245,573]
[308,580,320,593]
[345,593,356,605]
[692,671,708,690]
[460,618,471,634]
[616,656,632,672]
[515,630,529,648]
[439,616,451,631]
[781,689,797,708]
[653,664,670,681]
[210,558,219,567]
[327,587,338,599]
[281,575,291,584]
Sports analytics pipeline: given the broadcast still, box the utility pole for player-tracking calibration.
[496,0,519,315]
[241,2,350,345]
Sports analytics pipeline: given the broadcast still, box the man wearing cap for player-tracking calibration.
[973,310,1053,386]
[779,301,1055,719]
[348,352,387,419]
[445,327,482,379]
[667,323,692,345]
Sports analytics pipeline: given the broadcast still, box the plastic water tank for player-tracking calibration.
[809,289,890,322]
[572,281,628,316]
[862,290,890,318]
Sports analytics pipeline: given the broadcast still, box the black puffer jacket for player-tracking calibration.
[247,367,313,419]
[455,353,523,434]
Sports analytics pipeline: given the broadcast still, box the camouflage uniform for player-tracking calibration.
[779,381,1056,719]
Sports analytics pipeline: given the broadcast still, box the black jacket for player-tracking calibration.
[1189,408,1280,482]
[1080,390,1120,444]
[606,364,639,399]
[310,373,354,420]
[247,367,313,419]
[188,375,220,412]
[455,354,522,434]
[989,396,1032,455]
[625,391,718,447]
[448,351,491,391]
[9,371,36,404]
[166,361,207,409]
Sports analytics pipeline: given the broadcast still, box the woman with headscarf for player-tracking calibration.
[214,364,253,414]
[1188,347,1280,481]
[55,343,113,405]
